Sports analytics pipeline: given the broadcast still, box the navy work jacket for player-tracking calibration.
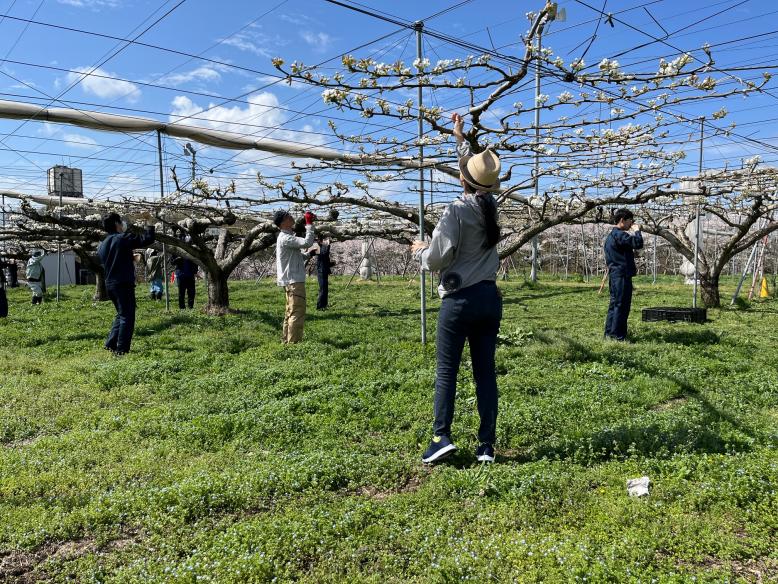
[604,227,643,277]
[316,244,334,276]
[98,227,155,285]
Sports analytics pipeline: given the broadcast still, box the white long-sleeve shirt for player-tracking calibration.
[276,226,315,286]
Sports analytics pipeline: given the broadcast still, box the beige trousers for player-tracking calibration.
[283,282,307,343]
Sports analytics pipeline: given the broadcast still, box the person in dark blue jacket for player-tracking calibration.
[311,235,336,310]
[172,249,199,310]
[604,208,643,341]
[97,212,155,355]
[0,257,8,318]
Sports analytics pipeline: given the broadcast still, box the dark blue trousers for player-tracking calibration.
[105,283,136,353]
[177,276,196,309]
[433,280,503,445]
[605,272,633,340]
[316,271,329,309]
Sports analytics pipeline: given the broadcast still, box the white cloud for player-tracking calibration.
[35,123,99,151]
[63,133,99,150]
[159,64,227,87]
[170,95,203,120]
[168,92,328,181]
[57,0,121,7]
[279,13,317,26]
[38,123,59,137]
[170,92,314,139]
[221,26,288,59]
[300,31,333,53]
[65,67,141,102]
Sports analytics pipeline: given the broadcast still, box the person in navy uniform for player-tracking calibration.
[0,257,8,318]
[7,260,18,288]
[98,212,155,355]
[604,208,643,341]
[312,235,335,310]
[172,241,199,310]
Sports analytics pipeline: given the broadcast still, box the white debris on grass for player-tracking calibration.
[627,476,650,497]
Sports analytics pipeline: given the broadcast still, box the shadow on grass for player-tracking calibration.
[62,331,105,342]
[636,328,721,345]
[239,308,283,330]
[501,333,759,465]
[134,313,202,338]
[501,286,594,306]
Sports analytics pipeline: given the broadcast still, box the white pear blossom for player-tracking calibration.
[412,58,430,71]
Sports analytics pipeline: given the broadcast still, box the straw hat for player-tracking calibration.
[459,147,501,192]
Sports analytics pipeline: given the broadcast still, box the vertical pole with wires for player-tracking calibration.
[693,118,704,308]
[157,130,171,312]
[56,172,63,302]
[530,27,542,283]
[429,166,435,298]
[1,193,5,290]
[652,233,658,284]
[415,20,427,344]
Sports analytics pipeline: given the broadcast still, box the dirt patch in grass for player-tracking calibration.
[652,395,689,411]
[2,435,42,449]
[0,531,142,583]
[660,551,778,582]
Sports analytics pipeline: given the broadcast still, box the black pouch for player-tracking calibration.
[441,271,462,292]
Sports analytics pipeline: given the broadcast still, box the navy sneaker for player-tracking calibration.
[476,443,495,463]
[422,435,457,464]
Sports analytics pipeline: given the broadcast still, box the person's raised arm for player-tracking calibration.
[614,226,644,250]
[452,112,472,160]
[282,212,316,250]
[120,213,156,249]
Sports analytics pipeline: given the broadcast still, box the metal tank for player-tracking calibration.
[47,166,83,198]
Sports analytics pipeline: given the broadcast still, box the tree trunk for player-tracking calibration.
[699,272,721,307]
[205,267,230,314]
[94,271,108,302]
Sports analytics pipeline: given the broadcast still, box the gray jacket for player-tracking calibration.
[276,225,315,286]
[419,194,499,298]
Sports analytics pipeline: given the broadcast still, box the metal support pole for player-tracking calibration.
[157,130,170,312]
[530,28,542,283]
[56,172,63,302]
[1,193,5,286]
[748,236,768,300]
[580,221,590,282]
[415,21,427,344]
[652,233,658,284]
[731,239,759,305]
[429,168,435,297]
[692,118,704,308]
[564,224,570,279]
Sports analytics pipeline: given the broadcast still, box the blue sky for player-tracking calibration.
[0,0,776,205]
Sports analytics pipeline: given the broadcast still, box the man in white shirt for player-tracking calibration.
[274,209,316,343]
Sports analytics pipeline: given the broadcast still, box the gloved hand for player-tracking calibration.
[304,211,316,225]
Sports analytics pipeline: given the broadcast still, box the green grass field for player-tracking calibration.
[1,276,776,583]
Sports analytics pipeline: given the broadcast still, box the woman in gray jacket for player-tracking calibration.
[413,113,503,464]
